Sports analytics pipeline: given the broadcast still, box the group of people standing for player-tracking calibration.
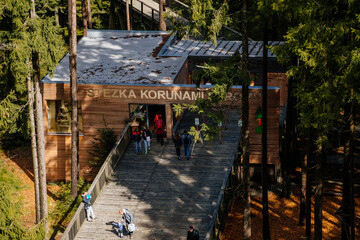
[132,126,152,155]
[132,113,193,160]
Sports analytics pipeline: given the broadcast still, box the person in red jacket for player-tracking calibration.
[132,128,141,154]
[154,115,165,146]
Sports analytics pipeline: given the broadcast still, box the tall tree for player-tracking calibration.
[33,51,49,236]
[29,0,40,224]
[82,0,88,36]
[261,2,270,238]
[69,0,79,199]
[87,0,93,28]
[159,0,166,31]
[126,0,130,30]
[109,0,116,29]
[240,0,251,239]
[272,1,360,239]
[341,96,355,240]
[27,64,40,223]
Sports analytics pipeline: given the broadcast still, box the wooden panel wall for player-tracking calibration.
[268,73,288,107]
[42,83,280,181]
[173,58,189,84]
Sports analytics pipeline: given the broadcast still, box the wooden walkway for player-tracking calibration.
[75,109,241,240]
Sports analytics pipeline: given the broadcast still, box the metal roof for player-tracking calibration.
[158,37,282,58]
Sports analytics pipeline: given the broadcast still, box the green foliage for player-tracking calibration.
[180,55,242,142]
[172,104,184,118]
[89,0,111,29]
[0,162,44,239]
[89,126,118,166]
[193,54,241,86]
[167,0,229,43]
[49,178,90,236]
[271,0,360,148]
[0,0,65,146]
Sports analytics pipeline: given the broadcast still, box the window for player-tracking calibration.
[46,100,83,134]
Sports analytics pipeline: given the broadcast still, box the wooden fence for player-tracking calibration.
[205,139,241,240]
[60,124,132,240]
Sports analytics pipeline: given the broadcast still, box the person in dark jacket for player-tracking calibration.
[173,131,182,160]
[181,130,192,160]
[132,128,142,154]
[187,225,199,240]
[142,126,151,154]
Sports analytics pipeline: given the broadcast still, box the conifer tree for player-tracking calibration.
[1,0,65,234]
[272,1,360,239]
[69,0,80,199]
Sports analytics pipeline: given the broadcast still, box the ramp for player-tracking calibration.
[75,109,241,239]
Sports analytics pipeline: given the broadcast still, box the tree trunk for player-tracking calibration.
[86,0,93,29]
[241,0,250,239]
[261,10,271,240]
[31,0,48,233]
[314,139,324,240]
[33,52,48,236]
[69,0,79,199]
[55,7,60,26]
[159,0,166,31]
[115,7,126,30]
[299,146,306,226]
[82,0,88,36]
[305,133,312,238]
[283,75,296,198]
[126,0,131,30]
[27,61,41,224]
[341,91,355,240]
[109,1,116,29]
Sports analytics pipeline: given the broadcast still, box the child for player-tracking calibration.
[81,191,95,221]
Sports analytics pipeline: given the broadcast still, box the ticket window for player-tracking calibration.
[46,100,83,134]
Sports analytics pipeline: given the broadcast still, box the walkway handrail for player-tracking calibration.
[60,124,132,240]
[205,135,241,239]
[137,0,159,11]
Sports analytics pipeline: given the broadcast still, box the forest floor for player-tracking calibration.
[220,178,360,240]
[1,147,359,239]
[0,148,60,228]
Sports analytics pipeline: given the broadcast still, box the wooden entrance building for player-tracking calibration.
[41,30,286,181]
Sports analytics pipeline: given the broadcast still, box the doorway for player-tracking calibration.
[129,104,166,133]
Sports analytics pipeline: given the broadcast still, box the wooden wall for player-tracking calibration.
[42,83,280,181]
[254,72,288,107]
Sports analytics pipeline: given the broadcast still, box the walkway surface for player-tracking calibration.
[75,109,241,240]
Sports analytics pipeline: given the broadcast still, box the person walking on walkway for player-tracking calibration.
[187,225,200,240]
[154,115,165,146]
[132,127,142,154]
[81,191,95,221]
[173,131,182,160]
[182,130,192,160]
[142,126,151,154]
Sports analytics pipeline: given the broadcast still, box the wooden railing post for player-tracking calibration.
[151,9,154,29]
[130,0,134,28]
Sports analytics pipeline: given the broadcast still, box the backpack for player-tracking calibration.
[184,134,190,145]
[156,120,163,130]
